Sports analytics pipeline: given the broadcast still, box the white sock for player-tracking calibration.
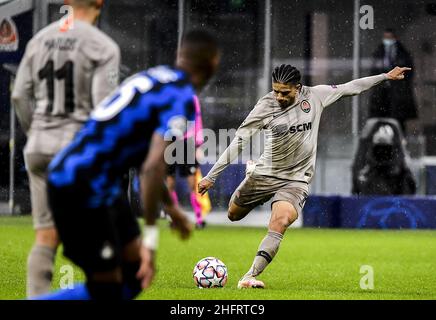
[26,245,56,297]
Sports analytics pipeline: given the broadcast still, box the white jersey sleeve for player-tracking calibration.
[311,74,388,108]
[204,94,274,183]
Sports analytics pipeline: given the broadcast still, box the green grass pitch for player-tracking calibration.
[0,216,435,300]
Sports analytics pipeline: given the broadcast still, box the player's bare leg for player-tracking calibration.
[227,161,257,222]
[238,201,298,289]
[25,154,61,297]
[268,201,298,234]
[227,201,252,222]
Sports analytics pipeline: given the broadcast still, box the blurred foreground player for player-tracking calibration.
[34,30,219,300]
[11,0,120,297]
[199,64,411,289]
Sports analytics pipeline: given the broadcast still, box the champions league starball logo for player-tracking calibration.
[357,198,427,229]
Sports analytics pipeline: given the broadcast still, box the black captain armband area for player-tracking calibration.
[256,250,273,263]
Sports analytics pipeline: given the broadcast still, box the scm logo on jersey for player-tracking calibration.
[300,100,311,113]
[289,122,312,134]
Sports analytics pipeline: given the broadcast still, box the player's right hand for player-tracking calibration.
[136,246,156,290]
[198,178,214,196]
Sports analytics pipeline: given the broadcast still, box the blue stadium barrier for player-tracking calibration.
[425,166,436,195]
[173,164,436,229]
[302,196,342,228]
[339,196,436,229]
[305,196,436,229]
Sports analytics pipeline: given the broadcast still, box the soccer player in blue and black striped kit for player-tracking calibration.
[34,30,220,300]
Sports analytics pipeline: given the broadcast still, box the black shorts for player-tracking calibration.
[48,183,141,275]
[167,162,198,177]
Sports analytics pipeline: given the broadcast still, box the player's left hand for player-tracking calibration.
[167,206,193,240]
[136,246,156,289]
[386,66,412,80]
[198,178,214,196]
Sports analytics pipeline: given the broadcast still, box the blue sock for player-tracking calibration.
[122,286,135,300]
[30,283,91,300]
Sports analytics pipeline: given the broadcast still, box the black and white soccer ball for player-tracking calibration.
[193,257,228,288]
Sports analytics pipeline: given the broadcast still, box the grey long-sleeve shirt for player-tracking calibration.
[205,74,388,184]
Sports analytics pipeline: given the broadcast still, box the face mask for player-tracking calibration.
[383,39,396,46]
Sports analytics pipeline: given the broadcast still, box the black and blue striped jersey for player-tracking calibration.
[48,65,196,208]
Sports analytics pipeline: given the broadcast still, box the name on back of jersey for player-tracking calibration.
[44,38,77,51]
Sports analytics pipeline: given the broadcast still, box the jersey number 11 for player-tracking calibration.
[38,60,75,115]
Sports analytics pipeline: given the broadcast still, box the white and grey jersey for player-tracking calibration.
[12,19,120,154]
[205,74,388,184]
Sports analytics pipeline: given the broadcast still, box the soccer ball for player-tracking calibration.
[193,257,228,288]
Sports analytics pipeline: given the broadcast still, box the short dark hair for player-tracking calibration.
[182,30,217,45]
[384,28,396,35]
[180,30,218,56]
[179,30,219,70]
[272,64,301,85]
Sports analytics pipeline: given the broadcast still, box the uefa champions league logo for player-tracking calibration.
[357,198,427,229]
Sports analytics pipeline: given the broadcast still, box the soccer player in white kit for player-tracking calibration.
[198,64,411,288]
[12,0,120,297]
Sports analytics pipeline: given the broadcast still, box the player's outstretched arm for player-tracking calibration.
[137,133,193,288]
[340,66,411,96]
[137,133,170,289]
[385,66,412,80]
[140,133,169,224]
[312,66,412,108]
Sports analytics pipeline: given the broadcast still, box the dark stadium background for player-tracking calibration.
[0,0,436,302]
[1,0,436,216]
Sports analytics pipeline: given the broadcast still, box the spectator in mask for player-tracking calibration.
[369,29,418,134]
